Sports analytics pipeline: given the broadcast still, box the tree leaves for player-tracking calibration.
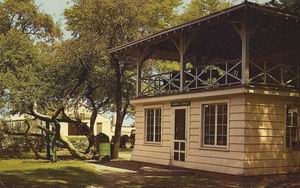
[0,0,62,42]
[178,0,232,24]
[266,0,300,16]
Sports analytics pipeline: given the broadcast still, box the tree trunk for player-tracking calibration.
[51,121,95,160]
[45,122,51,160]
[112,116,124,159]
[59,136,94,160]
[24,120,46,160]
[111,57,125,159]
[84,110,98,154]
[28,105,100,160]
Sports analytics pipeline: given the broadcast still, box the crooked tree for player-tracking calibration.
[64,0,182,159]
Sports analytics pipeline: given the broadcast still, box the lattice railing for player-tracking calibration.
[139,60,300,96]
[140,59,242,96]
[140,71,180,95]
[249,61,299,88]
[184,60,242,90]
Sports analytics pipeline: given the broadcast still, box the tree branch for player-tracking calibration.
[24,120,46,160]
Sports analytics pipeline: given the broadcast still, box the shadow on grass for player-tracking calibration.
[0,166,110,187]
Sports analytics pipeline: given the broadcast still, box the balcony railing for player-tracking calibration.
[139,59,300,97]
[249,61,299,88]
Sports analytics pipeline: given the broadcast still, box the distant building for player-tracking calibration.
[4,110,135,141]
[3,114,43,134]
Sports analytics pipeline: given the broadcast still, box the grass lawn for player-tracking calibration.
[1,152,300,188]
[0,158,237,188]
[0,159,107,187]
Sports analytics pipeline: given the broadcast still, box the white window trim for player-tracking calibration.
[144,105,163,145]
[200,100,229,150]
[284,105,299,151]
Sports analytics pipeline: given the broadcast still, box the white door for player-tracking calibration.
[172,107,188,166]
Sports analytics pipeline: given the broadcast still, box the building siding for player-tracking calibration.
[131,95,247,175]
[244,94,300,175]
[131,91,300,175]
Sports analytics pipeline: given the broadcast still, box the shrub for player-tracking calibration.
[66,136,89,152]
[0,130,44,154]
[66,133,110,152]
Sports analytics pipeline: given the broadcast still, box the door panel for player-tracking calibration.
[175,109,186,140]
[173,108,186,162]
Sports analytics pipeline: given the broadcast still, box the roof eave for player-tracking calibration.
[108,1,300,54]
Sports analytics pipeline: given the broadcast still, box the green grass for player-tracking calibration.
[0,159,106,187]
[0,159,239,188]
[0,157,295,187]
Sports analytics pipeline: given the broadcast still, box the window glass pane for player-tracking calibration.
[293,111,298,127]
[204,136,209,144]
[180,153,185,161]
[209,136,215,145]
[146,108,161,143]
[174,152,179,161]
[174,142,179,150]
[203,103,227,146]
[175,109,185,140]
[286,107,298,148]
[146,109,154,142]
[180,142,185,151]
[203,104,215,145]
[155,109,161,142]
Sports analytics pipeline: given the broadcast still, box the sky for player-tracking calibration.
[35,0,270,39]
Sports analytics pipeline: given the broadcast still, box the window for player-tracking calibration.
[202,103,228,147]
[145,108,161,143]
[286,106,299,148]
[68,122,88,136]
[97,122,103,134]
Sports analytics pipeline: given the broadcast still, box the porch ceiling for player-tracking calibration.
[108,1,300,66]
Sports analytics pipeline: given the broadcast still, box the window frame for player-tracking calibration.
[285,105,299,150]
[200,100,229,150]
[144,106,163,144]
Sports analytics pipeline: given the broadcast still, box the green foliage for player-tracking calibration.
[65,0,181,47]
[64,0,183,127]
[0,130,44,154]
[178,0,232,24]
[0,0,61,41]
[0,0,62,116]
[266,0,300,16]
[0,30,46,114]
[66,136,89,152]
[67,133,109,152]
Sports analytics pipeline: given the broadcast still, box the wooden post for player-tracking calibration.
[179,33,186,91]
[136,49,152,96]
[172,33,190,92]
[241,16,250,85]
[263,62,267,84]
[136,56,142,96]
[297,66,300,88]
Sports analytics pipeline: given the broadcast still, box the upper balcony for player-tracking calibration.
[109,2,300,98]
[139,59,299,96]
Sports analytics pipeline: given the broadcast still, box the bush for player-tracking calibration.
[66,133,110,152]
[66,136,89,152]
[0,129,44,154]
